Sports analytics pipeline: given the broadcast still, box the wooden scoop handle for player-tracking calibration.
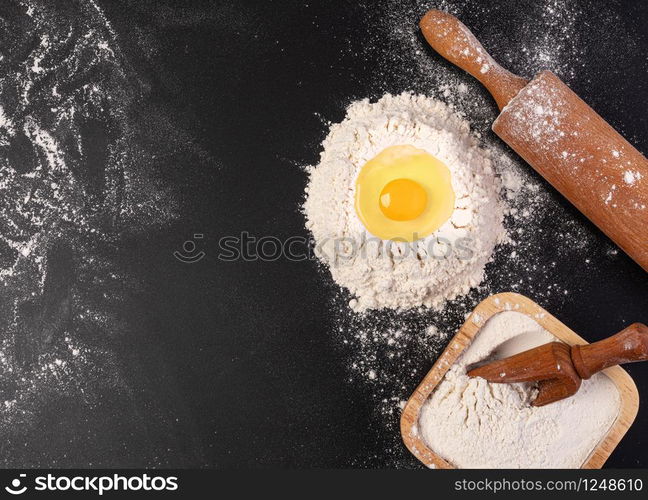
[419,10,528,110]
[571,323,648,379]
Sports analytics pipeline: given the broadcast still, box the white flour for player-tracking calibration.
[321,0,643,468]
[417,311,620,468]
[304,93,507,311]
[0,1,186,464]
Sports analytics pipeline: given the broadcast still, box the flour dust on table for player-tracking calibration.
[302,0,637,468]
[0,0,190,466]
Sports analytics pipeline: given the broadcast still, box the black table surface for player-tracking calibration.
[3,0,647,468]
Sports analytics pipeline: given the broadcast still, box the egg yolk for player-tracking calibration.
[354,145,455,242]
[379,179,428,221]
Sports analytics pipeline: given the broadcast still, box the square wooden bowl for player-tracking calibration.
[400,292,639,469]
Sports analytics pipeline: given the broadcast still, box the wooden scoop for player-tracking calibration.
[420,10,648,271]
[468,323,648,406]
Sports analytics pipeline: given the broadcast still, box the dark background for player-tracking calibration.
[11,0,647,468]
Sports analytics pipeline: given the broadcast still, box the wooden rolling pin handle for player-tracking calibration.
[571,323,648,379]
[419,10,528,110]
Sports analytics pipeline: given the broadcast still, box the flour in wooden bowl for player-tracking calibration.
[417,311,620,468]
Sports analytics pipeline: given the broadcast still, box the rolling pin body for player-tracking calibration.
[421,10,648,270]
[493,71,648,270]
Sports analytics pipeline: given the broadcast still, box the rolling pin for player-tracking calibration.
[420,10,648,271]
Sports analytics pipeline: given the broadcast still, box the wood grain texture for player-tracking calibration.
[572,323,648,379]
[419,9,648,272]
[493,72,648,272]
[419,9,528,110]
[400,292,639,469]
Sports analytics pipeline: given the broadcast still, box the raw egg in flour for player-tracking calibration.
[354,145,455,242]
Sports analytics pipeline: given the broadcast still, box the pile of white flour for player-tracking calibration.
[417,311,620,468]
[304,93,506,311]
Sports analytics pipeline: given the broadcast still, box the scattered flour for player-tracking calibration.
[624,170,642,186]
[304,93,507,312]
[418,311,620,468]
[316,0,644,469]
[493,71,647,217]
[0,0,188,465]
